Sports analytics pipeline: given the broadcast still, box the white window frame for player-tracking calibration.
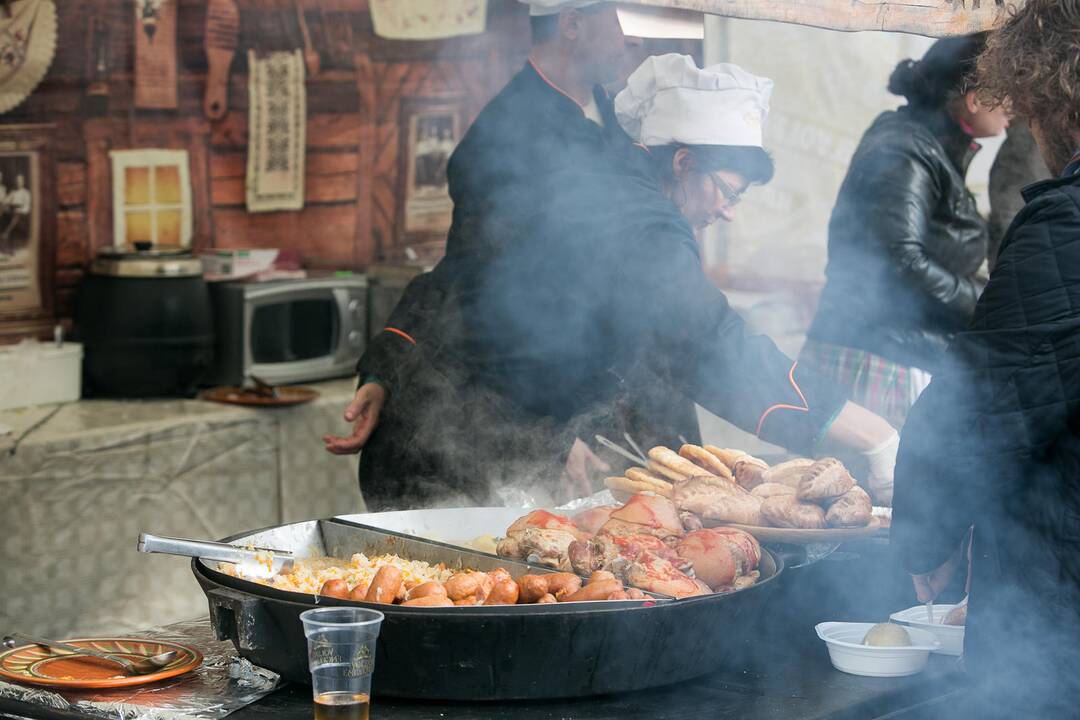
[110,149,193,248]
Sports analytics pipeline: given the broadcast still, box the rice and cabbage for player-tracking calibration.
[219,552,455,595]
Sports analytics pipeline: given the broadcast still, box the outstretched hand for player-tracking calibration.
[323,383,387,455]
[559,437,611,503]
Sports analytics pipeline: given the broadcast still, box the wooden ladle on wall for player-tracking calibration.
[204,0,239,120]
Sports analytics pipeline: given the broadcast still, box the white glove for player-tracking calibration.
[861,430,899,506]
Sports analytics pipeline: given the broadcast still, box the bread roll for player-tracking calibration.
[673,476,764,525]
[751,482,796,499]
[761,458,815,488]
[646,459,687,483]
[733,455,769,490]
[797,457,855,502]
[824,485,872,528]
[679,444,736,481]
[683,493,763,526]
[627,467,675,494]
[760,495,827,529]
[649,446,713,481]
[604,473,673,498]
[703,445,747,470]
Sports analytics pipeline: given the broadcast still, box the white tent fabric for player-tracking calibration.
[625,0,1018,36]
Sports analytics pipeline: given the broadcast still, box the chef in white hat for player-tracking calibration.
[615,53,776,227]
[605,53,900,499]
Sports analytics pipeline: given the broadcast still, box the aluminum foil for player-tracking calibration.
[0,619,279,720]
[554,489,618,512]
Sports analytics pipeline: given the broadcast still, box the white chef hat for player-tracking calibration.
[615,54,774,148]
[520,0,605,16]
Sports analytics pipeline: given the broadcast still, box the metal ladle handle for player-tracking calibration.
[137,533,295,575]
[138,533,256,565]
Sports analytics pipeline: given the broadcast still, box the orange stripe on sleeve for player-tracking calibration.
[383,327,417,345]
[755,362,810,437]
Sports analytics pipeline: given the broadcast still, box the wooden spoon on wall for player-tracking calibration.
[204,0,239,120]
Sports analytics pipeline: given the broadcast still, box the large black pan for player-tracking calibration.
[193,518,783,700]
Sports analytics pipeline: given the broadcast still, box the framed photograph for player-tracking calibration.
[0,124,55,338]
[398,97,465,242]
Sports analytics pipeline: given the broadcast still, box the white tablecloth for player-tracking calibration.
[0,378,364,637]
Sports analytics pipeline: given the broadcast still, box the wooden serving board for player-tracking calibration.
[702,516,882,544]
[134,0,178,109]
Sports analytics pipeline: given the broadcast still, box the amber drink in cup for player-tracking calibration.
[300,607,385,720]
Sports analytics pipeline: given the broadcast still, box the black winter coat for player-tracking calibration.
[356,63,847,510]
[807,107,988,373]
[892,169,1080,716]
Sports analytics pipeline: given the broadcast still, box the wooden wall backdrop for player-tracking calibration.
[5,0,530,337]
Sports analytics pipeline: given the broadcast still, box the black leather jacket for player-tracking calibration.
[807,106,988,372]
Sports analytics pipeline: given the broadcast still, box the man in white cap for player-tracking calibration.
[326,2,708,509]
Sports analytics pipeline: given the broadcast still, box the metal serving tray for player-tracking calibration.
[197,518,670,612]
[193,517,782,700]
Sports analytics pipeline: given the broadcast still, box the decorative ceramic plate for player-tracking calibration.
[0,637,202,689]
[704,517,883,544]
[200,386,319,407]
[0,0,58,114]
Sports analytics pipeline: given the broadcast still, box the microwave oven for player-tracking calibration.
[204,275,367,387]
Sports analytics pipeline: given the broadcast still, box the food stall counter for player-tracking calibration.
[0,617,962,720]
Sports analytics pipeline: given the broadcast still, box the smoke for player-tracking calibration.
[359,19,1079,716]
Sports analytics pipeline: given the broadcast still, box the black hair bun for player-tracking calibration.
[887,32,988,108]
[887,59,923,100]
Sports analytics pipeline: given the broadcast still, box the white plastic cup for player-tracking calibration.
[300,607,385,720]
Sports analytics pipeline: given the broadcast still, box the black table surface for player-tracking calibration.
[0,647,962,720]
[0,539,966,720]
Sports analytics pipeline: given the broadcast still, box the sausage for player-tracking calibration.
[347,582,370,601]
[475,572,495,603]
[489,568,513,585]
[406,581,448,601]
[364,566,403,605]
[445,572,482,601]
[537,593,558,604]
[606,589,630,601]
[587,570,618,585]
[626,588,648,600]
[401,595,454,607]
[561,579,623,602]
[517,575,551,604]
[320,579,350,599]
[453,596,481,606]
[545,573,583,600]
[483,579,520,605]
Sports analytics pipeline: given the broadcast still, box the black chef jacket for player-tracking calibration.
[356,62,846,510]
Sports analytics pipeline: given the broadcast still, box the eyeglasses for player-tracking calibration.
[707,172,745,207]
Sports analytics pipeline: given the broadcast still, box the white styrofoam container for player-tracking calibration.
[890,604,966,656]
[816,622,940,677]
[0,342,82,411]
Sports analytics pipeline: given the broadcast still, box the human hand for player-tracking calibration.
[323,383,387,455]
[559,438,611,503]
[911,546,962,604]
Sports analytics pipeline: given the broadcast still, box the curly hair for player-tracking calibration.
[977,0,1080,166]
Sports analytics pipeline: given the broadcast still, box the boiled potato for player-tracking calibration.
[863,623,912,647]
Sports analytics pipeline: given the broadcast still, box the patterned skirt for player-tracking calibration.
[798,339,931,429]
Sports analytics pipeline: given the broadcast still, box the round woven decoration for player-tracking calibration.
[0,0,57,115]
